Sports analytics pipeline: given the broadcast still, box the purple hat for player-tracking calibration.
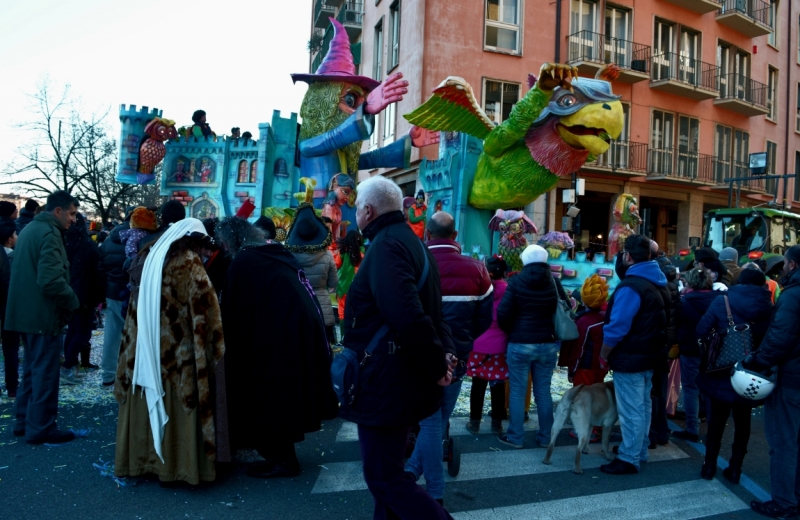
[292,18,381,92]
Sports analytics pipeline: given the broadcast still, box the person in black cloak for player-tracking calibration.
[217,216,338,479]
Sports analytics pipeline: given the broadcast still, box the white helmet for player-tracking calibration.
[731,361,777,401]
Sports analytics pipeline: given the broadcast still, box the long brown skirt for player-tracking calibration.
[115,382,215,485]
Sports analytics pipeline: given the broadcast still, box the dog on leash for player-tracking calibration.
[542,381,617,474]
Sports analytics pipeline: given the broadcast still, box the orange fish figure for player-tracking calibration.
[138,117,178,184]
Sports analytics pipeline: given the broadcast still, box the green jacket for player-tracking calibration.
[5,212,79,335]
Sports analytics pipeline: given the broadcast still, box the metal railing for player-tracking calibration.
[718,0,772,28]
[717,73,768,108]
[651,52,720,92]
[337,0,363,25]
[586,140,648,172]
[567,30,651,74]
[648,147,715,182]
[314,0,338,21]
[712,159,766,190]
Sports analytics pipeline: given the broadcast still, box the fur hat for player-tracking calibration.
[159,200,187,226]
[130,207,158,231]
[694,247,718,264]
[580,274,609,310]
[0,201,16,219]
[520,244,549,266]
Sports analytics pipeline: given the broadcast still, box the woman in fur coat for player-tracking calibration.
[114,219,225,485]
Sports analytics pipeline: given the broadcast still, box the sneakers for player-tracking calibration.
[750,500,799,519]
[600,458,639,475]
[59,367,82,386]
[496,434,523,449]
[466,420,481,435]
[672,430,700,442]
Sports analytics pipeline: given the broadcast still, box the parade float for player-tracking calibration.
[406,63,628,292]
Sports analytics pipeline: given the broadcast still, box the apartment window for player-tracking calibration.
[677,115,700,177]
[766,140,778,194]
[733,130,750,178]
[483,79,519,124]
[389,1,400,70]
[485,0,521,54]
[383,102,396,145]
[604,4,631,67]
[767,66,778,121]
[795,151,800,201]
[797,83,800,132]
[373,20,384,80]
[571,0,598,33]
[714,124,732,182]
[679,27,700,85]
[652,20,675,81]
[369,114,380,151]
[768,0,778,47]
[650,110,674,174]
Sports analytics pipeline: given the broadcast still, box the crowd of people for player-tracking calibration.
[2,181,800,519]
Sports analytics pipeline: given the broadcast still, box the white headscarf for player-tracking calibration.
[132,218,207,463]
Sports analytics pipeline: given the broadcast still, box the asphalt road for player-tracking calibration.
[0,395,776,520]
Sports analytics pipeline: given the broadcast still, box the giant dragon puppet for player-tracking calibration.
[405,64,624,210]
[291,18,437,218]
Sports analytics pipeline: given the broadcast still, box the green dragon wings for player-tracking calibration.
[404,77,495,141]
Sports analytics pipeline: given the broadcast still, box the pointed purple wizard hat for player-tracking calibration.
[292,18,381,92]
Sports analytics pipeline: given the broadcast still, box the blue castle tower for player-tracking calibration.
[116,105,163,185]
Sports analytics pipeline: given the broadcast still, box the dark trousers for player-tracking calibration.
[15,333,62,441]
[704,397,751,468]
[765,384,800,509]
[2,328,21,393]
[649,365,670,444]
[357,424,454,520]
[470,377,506,422]
[63,309,93,369]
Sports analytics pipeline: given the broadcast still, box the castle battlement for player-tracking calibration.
[119,104,163,121]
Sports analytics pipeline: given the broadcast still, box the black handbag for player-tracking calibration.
[331,239,429,411]
[701,295,753,374]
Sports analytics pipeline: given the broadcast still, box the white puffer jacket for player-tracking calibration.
[293,250,339,326]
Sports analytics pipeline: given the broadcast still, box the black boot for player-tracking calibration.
[80,342,98,370]
[700,463,716,480]
[723,444,747,484]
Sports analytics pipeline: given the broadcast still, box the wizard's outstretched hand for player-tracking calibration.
[365,72,409,114]
[410,125,440,148]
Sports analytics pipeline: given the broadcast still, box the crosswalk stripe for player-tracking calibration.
[335,418,541,443]
[451,479,747,519]
[311,441,689,494]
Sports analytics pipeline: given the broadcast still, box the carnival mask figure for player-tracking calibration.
[489,209,537,272]
[321,173,356,242]
[407,189,427,239]
[291,18,438,206]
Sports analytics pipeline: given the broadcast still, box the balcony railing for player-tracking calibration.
[314,0,338,28]
[648,147,715,183]
[717,73,768,107]
[585,140,648,172]
[567,30,651,75]
[718,0,772,28]
[338,1,363,24]
[651,52,720,92]
[713,159,766,190]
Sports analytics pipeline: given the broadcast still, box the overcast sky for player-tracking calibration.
[0,0,311,193]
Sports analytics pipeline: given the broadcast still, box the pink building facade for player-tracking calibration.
[309,0,800,253]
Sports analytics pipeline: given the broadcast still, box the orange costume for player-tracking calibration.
[407,190,427,239]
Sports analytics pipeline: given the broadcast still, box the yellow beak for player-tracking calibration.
[556,100,624,156]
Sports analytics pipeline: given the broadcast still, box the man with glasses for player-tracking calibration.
[599,235,670,474]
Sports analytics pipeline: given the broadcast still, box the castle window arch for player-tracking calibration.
[249,160,258,183]
[237,160,248,183]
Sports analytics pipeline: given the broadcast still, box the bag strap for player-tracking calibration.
[723,295,735,327]
[362,239,430,363]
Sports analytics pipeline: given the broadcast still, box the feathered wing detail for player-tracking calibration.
[404,77,494,140]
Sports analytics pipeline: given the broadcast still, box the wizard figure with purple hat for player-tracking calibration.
[292,18,437,212]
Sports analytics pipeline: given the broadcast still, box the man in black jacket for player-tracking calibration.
[650,242,682,446]
[97,210,131,387]
[343,175,453,520]
[599,235,669,475]
[15,199,38,234]
[749,245,800,518]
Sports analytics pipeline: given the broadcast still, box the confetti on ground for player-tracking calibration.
[54,465,66,468]
[1,326,115,405]
[69,428,92,438]
[0,466,8,470]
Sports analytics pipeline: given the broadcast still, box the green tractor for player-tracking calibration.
[672,207,800,276]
